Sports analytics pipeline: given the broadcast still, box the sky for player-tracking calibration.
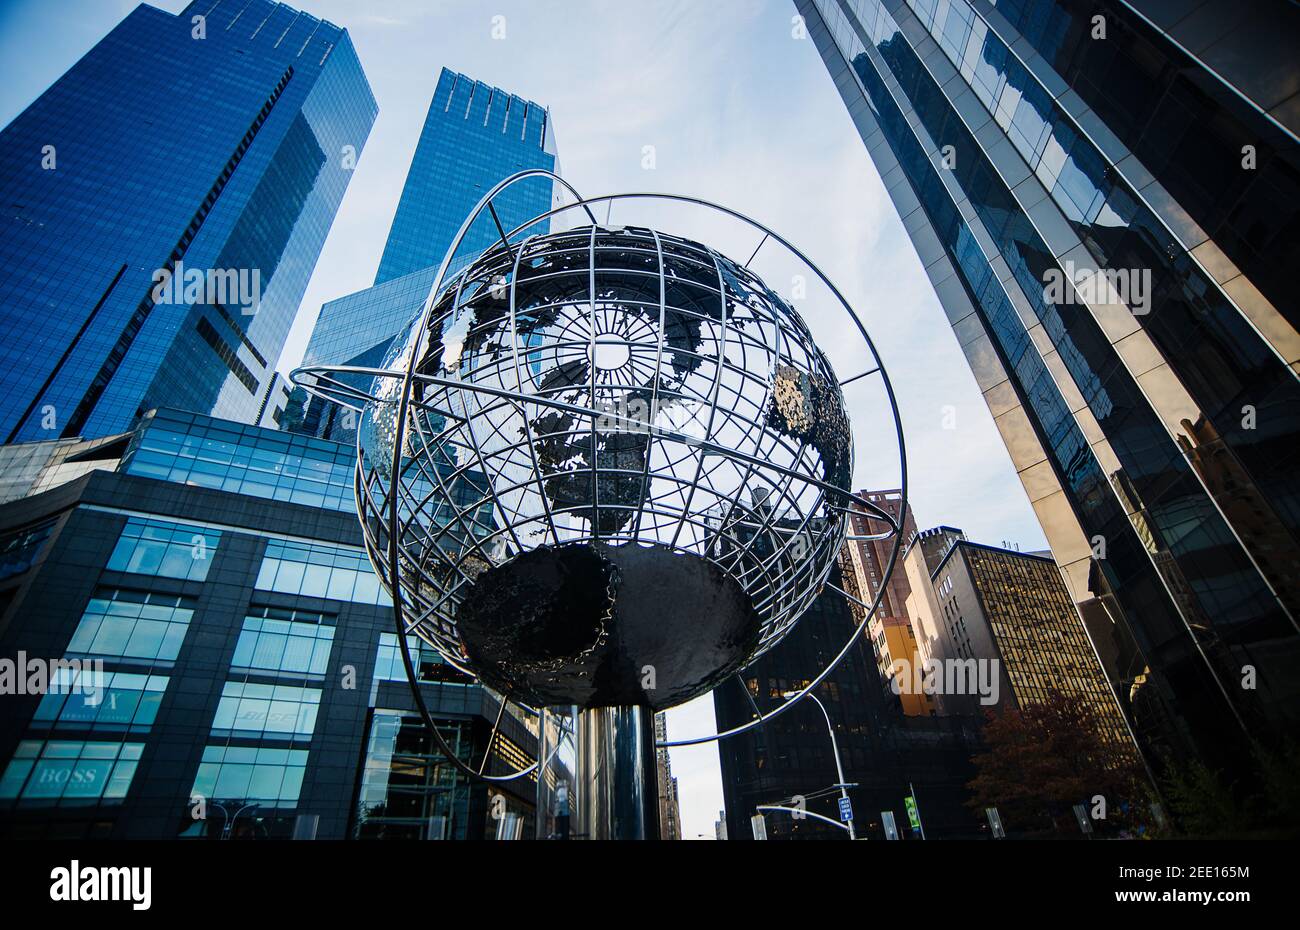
[0,0,1048,839]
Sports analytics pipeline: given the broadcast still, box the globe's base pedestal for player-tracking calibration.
[537,705,659,840]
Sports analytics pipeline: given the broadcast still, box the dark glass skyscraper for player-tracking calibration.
[797,0,1300,776]
[297,68,559,441]
[0,409,538,839]
[714,567,984,840]
[0,0,376,444]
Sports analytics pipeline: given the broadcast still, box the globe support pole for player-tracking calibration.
[573,706,659,840]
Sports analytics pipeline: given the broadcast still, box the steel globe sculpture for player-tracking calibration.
[360,224,851,710]
[294,172,908,836]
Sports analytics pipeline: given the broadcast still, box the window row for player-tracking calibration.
[232,606,335,677]
[210,681,321,741]
[31,669,169,733]
[107,516,221,582]
[190,745,307,808]
[255,538,384,604]
[66,588,196,663]
[0,740,143,806]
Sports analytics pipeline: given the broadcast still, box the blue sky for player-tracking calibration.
[0,0,1048,838]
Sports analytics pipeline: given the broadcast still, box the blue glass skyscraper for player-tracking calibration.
[297,68,558,440]
[0,0,377,443]
[797,0,1300,778]
[374,67,558,286]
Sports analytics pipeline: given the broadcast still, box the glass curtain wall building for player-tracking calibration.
[0,409,535,839]
[375,67,558,286]
[0,0,376,443]
[295,68,560,442]
[796,0,1300,776]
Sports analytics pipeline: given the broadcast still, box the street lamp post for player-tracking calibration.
[211,801,260,840]
[784,690,856,840]
[755,804,851,835]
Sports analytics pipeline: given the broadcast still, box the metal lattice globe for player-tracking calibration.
[356,224,852,709]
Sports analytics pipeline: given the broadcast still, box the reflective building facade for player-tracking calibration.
[296,69,559,442]
[0,410,536,839]
[838,488,934,715]
[375,67,558,286]
[0,0,376,444]
[797,0,1300,776]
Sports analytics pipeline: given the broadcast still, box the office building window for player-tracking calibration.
[66,589,196,663]
[231,607,335,677]
[0,740,143,805]
[255,538,384,604]
[121,411,356,513]
[190,746,308,808]
[106,517,220,581]
[210,682,320,741]
[374,631,467,684]
[31,670,168,733]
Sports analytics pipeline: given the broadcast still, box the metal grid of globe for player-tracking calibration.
[356,223,853,710]
[293,172,908,837]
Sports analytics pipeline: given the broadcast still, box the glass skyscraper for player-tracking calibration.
[796,0,1300,777]
[0,0,377,444]
[374,67,558,287]
[296,69,559,441]
[0,408,537,839]
[714,564,985,840]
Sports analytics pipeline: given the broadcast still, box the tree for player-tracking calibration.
[1161,759,1244,837]
[1160,740,1300,837]
[966,690,1148,835]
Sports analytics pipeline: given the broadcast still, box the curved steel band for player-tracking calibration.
[300,364,901,530]
[291,168,909,755]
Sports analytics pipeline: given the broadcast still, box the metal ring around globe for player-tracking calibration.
[371,170,599,783]
[294,174,907,749]
[290,169,908,755]
[364,456,554,783]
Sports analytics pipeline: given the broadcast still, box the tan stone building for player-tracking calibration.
[903,527,1135,753]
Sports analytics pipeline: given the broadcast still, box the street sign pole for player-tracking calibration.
[907,782,927,840]
[985,806,1005,839]
[881,810,899,840]
[783,690,856,840]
